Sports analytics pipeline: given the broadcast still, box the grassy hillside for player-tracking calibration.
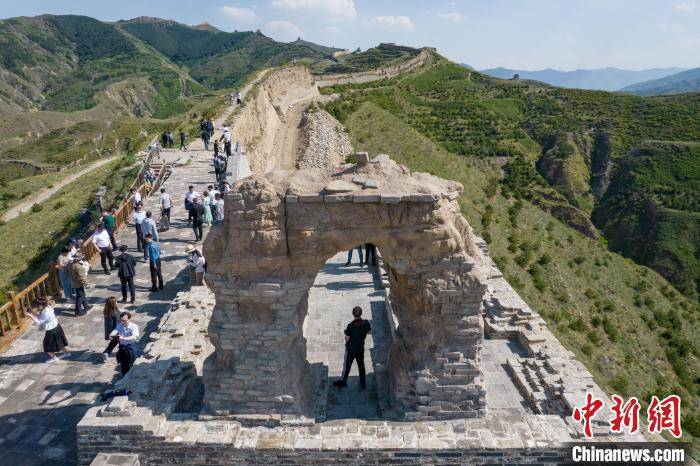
[316,43,420,74]
[0,158,140,300]
[323,59,700,301]
[341,101,700,444]
[593,141,700,297]
[0,15,204,116]
[290,38,343,57]
[118,18,326,89]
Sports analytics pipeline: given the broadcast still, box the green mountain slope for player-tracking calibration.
[324,59,700,300]
[622,67,700,96]
[118,17,326,89]
[0,15,204,116]
[290,38,343,57]
[318,43,420,74]
[334,96,700,443]
[593,141,700,297]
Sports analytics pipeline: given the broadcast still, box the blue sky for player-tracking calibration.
[2,0,699,70]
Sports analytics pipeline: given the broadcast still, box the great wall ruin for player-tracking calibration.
[75,55,651,465]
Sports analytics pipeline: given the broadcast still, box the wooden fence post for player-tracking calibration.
[47,265,62,299]
[6,291,21,328]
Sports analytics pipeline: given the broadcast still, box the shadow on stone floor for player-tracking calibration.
[0,349,101,367]
[0,403,89,465]
[318,280,375,291]
[40,380,116,406]
[325,375,381,421]
[319,262,381,277]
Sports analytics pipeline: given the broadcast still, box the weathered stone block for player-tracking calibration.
[352,194,381,203]
[323,194,353,203]
[380,194,402,204]
[298,194,324,203]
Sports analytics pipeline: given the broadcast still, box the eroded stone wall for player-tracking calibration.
[229,67,319,173]
[202,156,489,421]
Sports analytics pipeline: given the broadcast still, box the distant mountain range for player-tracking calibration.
[478,66,686,92]
[620,67,700,95]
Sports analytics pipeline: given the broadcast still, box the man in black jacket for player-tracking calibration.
[333,306,372,389]
[115,245,137,304]
[190,197,205,242]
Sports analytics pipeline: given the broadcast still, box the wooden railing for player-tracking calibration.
[0,147,170,350]
[128,144,161,194]
[81,161,170,266]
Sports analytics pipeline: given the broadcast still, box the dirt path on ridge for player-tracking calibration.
[271,95,318,170]
[1,156,118,222]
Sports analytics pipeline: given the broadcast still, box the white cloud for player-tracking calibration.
[220,5,257,22]
[370,15,415,31]
[271,0,357,20]
[266,20,304,40]
[676,1,696,11]
[321,26,342,35]
[437,12,462,21]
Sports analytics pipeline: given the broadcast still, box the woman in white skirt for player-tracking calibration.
[25,297,70,362]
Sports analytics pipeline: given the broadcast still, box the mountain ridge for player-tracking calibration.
[621,67,700,95]
[480,66,686,91]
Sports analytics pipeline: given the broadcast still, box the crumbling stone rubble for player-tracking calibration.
[297,109,353,169]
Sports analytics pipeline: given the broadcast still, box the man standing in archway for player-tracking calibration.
[333,306,371,390]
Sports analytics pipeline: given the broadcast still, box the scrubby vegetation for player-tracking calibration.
[119,18,326,89]
[339,100,700,446]
[324,55,700,452]
[317,43,420,74]
[325,59,700,301]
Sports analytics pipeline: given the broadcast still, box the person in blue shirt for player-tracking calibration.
[144,233,163,292]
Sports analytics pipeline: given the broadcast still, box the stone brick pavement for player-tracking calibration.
[305,253,390,420]
[0,147,217,465]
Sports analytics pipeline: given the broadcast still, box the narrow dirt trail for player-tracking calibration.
[213,68,270,130]
[1,155,118,222]
[271,95,318,170]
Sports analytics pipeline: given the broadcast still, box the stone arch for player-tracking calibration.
[203,157,488,421]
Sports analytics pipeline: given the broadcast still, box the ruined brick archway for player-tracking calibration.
[203,157,489,421]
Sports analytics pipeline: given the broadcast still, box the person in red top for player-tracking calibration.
[333,306,371,390]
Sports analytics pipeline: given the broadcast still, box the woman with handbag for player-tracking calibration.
[25,297,70,362]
